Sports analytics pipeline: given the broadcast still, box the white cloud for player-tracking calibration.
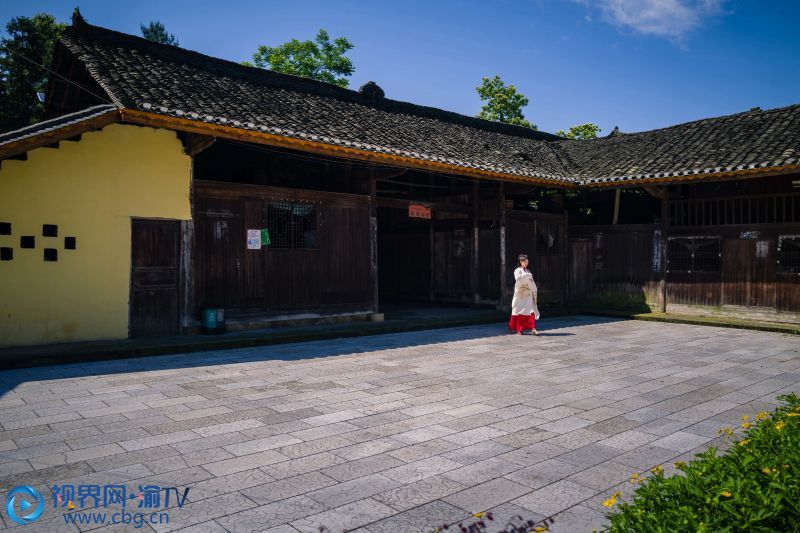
[578,0,728,42]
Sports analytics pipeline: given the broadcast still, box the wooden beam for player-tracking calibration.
[584,165,800,190]
[180,132,216,156]
[120,109,576,189]
[369,173,379,314]
[375,196,471,214]
[472,180,480,305]
[612,189,621,225]
[659,193,669,313]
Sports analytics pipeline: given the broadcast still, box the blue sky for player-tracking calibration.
[2,1,798,134]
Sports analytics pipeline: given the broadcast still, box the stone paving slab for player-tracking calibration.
[0,316,798,532]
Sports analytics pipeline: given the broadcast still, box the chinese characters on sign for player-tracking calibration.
[408,204,431,219]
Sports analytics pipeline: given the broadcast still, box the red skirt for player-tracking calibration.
[509,314,535,334]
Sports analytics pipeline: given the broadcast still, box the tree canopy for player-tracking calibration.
[248,29,354,88]
[476,75,536,130]
[555,123,601,140]
[140,20,179,46]
[0,13,65,131]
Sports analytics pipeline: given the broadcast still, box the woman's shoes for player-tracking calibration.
[532,329,539,336]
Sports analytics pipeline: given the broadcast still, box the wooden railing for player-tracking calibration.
[670,192,800,227]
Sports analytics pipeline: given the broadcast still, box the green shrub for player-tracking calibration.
[604,393,800,532]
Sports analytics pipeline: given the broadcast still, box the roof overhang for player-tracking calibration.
[2,106,797,190]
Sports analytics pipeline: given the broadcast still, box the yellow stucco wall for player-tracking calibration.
[0,123,191,347]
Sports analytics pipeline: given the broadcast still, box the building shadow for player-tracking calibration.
[0,315,622,398]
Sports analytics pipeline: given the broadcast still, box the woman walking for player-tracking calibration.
[509,254,540,335]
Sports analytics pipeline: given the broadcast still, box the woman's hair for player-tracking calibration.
[518,254,528,267]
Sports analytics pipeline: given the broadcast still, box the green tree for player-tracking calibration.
[555,123,601,139]
[249,29,354,88]
[0,13,65,131]
[476,75,536,129]
[140,20,179,46]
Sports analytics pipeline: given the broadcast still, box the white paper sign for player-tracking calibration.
[246,229,261,250]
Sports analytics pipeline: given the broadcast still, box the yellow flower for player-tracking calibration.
[674,461,687,469]
[717,427,734,437]
[650,465,664,475]
[740,415,749,422]
[787,413,798,418]
[721,491,731,497]
[533,527,548,533]
[737,439,749,447]
[762,467,776,475]
[630,473,641,484]
[472,512,484,519]
[740,422,751,430]
[755,411,769,421]
[602,492,622,508]
[775,421,785,431]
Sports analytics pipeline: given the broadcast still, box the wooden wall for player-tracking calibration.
[569,223,800,321]
[194,181,371,315]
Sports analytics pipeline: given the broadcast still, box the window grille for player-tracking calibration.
[537,223,560,255]
[667,237,721,273]
[265,201,317,249]
[778,235,800,274]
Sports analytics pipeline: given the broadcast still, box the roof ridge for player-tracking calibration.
[562,102,800,142]
[63,20,559,142]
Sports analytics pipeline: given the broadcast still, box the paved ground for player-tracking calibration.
[0,316,798,532]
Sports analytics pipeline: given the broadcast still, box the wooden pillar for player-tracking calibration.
[659,191,669,313]
[561,209,569,306]
[472,181,480,305]
[612,189,621,225]
[429,218,435,302]
[369,174,379,314]
[499,182,507,308]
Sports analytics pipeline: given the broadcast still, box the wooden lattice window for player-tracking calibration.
[778,235,800,274]
[265,201,317,250]
[667,237,721,273]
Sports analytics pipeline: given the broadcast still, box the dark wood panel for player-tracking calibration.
[777,274,800,312]
[130,219,180,337]
[433,227,472,298]
[506,217,564,304]
[319,205,371,305]
[195,183,370,314]
[194,196,244,310]
[479,228,499,300]
[722,239,752,306]
[570,239,593,295]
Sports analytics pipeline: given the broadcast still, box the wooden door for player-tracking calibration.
[569,239,593,295]
[195,198,244,310]
[130,219,181,337]
[722,239,754,306]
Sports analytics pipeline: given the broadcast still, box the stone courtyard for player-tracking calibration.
[1,316,798,532]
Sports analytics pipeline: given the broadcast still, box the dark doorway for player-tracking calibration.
[130,219,181,337]
[378,206,432,303]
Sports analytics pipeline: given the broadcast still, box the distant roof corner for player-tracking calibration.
[607,126,621,137]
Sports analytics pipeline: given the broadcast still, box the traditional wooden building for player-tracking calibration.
[0,14,798,347]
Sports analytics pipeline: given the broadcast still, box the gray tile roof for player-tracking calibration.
[555,105,800,184]
[0,104,117,148]
[24,18,800,186]
[58,20,574,184]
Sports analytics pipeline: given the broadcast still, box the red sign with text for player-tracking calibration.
[408,204,431,219]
